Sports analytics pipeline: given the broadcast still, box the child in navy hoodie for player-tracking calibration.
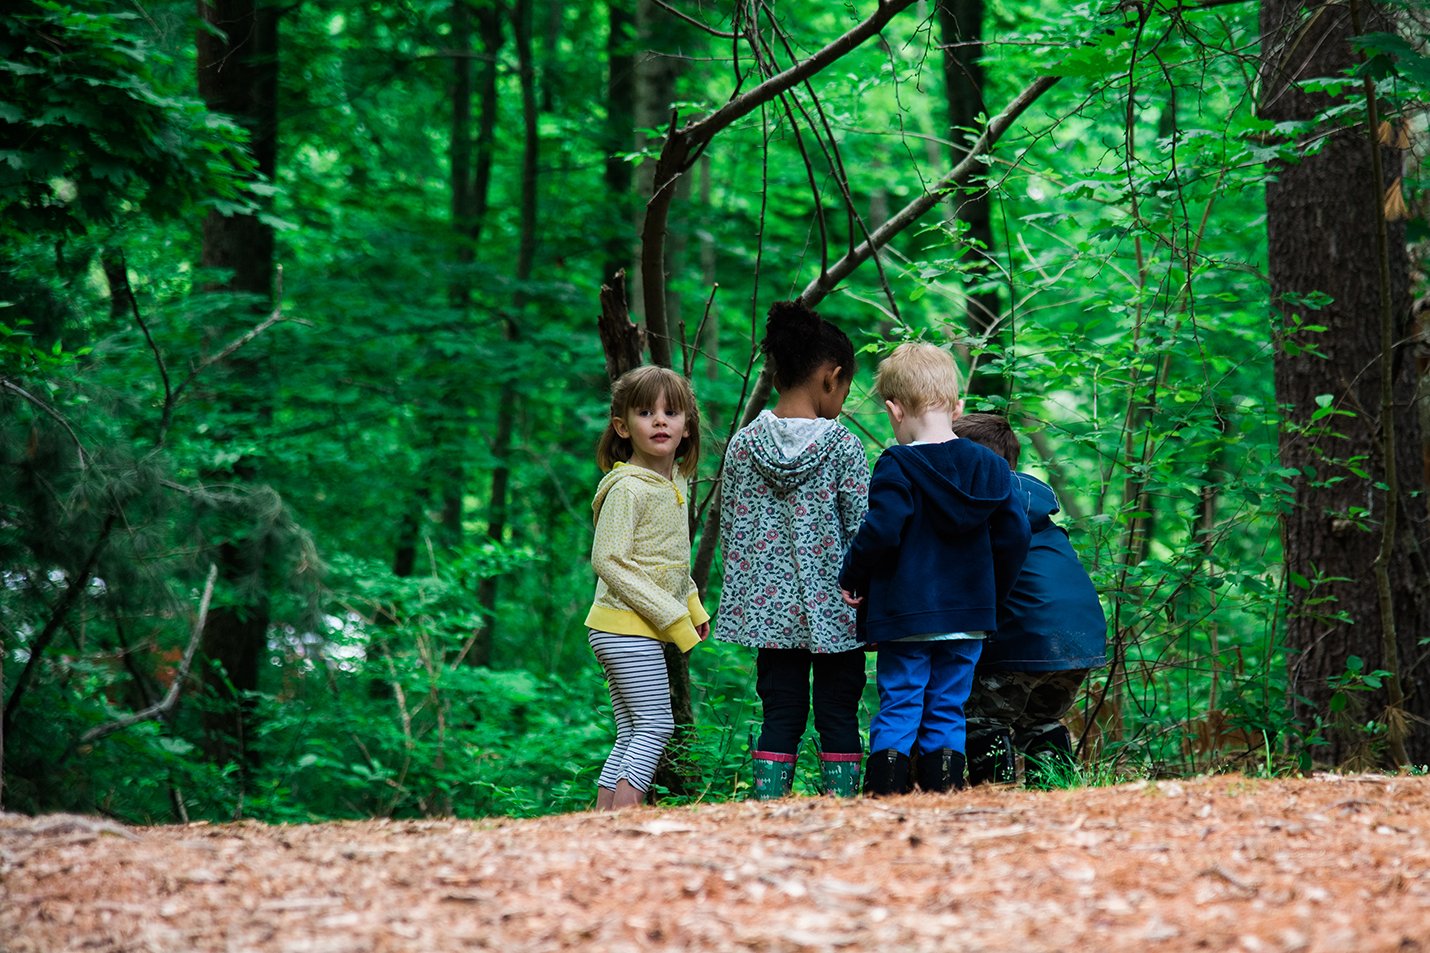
[839,344,1030,795]
[950,413,1107,787]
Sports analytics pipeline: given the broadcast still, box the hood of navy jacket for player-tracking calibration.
[1013,471,1060,533]
[884,439,1013,535]
[743,410,848,495]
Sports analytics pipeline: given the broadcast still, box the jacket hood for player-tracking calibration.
[1013,471,1060,533]
[744,411,847,494]
[886,439,1012,534]
[592,462,682,521]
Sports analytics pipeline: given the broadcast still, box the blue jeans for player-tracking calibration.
[870,639,983,755]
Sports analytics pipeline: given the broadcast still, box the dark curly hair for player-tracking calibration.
[760,299,855,390]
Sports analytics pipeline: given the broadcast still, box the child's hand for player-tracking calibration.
[697,621,710,640]
[840,588,863,607]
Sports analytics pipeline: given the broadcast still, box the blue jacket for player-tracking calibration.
[980,472,1107,672]
[838,439,1030,644]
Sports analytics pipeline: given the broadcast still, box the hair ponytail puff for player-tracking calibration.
[761,299,825,389]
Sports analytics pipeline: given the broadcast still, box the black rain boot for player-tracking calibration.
[915,748,966,793]
[1023,725,1076,789]
[862,749,912,797]
[967,730,1016,785]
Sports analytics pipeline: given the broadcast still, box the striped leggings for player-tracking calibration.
[588,630,676,792]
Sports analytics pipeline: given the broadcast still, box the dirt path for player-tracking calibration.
[3,774,1429,952]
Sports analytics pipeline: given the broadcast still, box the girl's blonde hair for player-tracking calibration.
[596,365,702,476]
[875,342,962,416]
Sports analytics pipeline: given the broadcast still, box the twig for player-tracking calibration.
[119,247,173,412]
[159,265,287,445]
[649,0,740,39]
[77,564,219,746]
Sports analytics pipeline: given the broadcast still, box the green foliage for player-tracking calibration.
[0,0,255,242]
[5,0,1429,822]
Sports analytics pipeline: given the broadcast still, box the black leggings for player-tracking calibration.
[755,648,866,755]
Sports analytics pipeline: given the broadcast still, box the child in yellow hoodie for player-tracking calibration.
[586,365,710,810]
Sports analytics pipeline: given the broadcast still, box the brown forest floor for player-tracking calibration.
[3,774,1429,953]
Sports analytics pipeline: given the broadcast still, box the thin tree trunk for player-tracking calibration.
[472,0,538,664]
[603,0,636,286]
[936,0,1001,389]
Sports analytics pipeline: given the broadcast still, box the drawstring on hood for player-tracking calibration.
[593,462,684,520]
[1013,469,1060,534]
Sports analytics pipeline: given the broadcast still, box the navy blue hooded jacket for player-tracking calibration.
[979,472,1107,672]
[838,439,1030,643]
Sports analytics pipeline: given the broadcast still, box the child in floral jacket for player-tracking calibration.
[718,300,869,798]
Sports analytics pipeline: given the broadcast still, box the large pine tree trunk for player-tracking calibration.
[195,0,279,774]
[1260,0,1430,765]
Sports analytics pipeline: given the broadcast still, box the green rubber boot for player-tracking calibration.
[751,750,796,800]
[818,752,862,797]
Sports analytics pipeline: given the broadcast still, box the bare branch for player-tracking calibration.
[683,0,920,146]
[649,0,740,39]
[800,74,1062,305]
[3,512,118,736]
[116,247,173,415]
[641,0,920,366]
[160,266,287,445]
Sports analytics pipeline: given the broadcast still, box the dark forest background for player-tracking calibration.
[1,0,1428,822]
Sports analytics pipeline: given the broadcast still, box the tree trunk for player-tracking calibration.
[472,0,538,664]
[195,0,279,775]
[936,0,1000,389]
[602,0,636,287]
[1260,0,1430,765]
[630,0,691,366]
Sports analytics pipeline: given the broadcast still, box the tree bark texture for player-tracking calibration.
[603,0,636,287]
[1260,0,1430,765]
[195,0,279,772]
[936,0,1001,374]
[197,0,277,295]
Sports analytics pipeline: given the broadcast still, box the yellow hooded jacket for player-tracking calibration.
[584,463,709,652]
